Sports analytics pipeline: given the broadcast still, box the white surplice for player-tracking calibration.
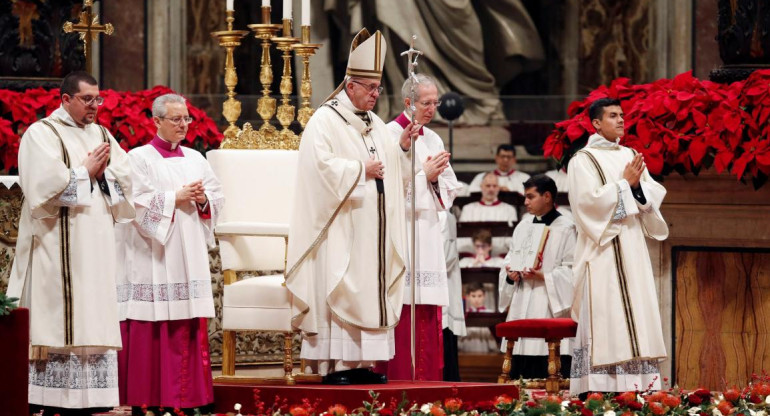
[567,133,669,394]
[459,200,518,223]
[386,116,462,306]
[441,212,466,336]
[116,144,223,321]
[498,213,576,355]
[8,106,135,408]
[468,169,531,194]
[285,91,410,373]
[545,168,570,194]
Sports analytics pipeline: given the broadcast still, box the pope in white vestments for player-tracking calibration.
[384,74,463,381]
[286,29,412,381]
[499,174,576,379]
[568,98,669,394]
[7,72,135,412]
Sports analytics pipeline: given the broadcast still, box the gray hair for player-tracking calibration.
[401,73,437,102]
[152,93,187,117]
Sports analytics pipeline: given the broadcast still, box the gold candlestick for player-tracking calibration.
[292,26,321,130]
[272,19,300,149]
[248,19,282,145]
[212,11,248,147]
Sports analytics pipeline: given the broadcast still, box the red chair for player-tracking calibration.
[495,318,577,393]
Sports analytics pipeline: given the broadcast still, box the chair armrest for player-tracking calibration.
[216,221,290,237]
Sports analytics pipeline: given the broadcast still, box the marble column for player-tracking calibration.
[147,0,187,92]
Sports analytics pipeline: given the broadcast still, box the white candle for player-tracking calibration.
[283,0,292,19]
[301,0,310,26]
[226,0,234,11]
[262,0,270,6]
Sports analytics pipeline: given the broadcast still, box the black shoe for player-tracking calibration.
[323,371,352,385]
[323,368,388,385]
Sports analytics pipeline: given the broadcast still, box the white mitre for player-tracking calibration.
[324,28,387,102]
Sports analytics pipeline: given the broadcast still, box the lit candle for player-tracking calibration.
[283,0,292,19]
[262,0,270,6]
[301,0,310,26]
[226,0,234,11]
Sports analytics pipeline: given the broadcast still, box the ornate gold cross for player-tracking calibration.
[62,0,114,73]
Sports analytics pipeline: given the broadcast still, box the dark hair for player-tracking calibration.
[60,71,98,98]
[496,144,516,156]
[465,281,484,294]
[523,174,558,199]
[471,228,492,245]
[588,98,621,122]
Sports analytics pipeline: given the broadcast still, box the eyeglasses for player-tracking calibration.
[73,95,104,106]
[418,100,442,108]
[351,80,384,95]
[159,116,193,125]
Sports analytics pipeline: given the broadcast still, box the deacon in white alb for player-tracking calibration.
[8,71,135,413]
[568,97,669,395]
[385,73,463,381]
[286,28,413,384]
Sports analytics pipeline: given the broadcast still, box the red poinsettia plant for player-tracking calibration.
[0,85,223,173]
[543,70,770,189]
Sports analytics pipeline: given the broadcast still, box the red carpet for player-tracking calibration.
[213,380,519,414]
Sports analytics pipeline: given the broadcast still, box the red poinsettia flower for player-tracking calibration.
[443,398,462,412]
[326,404,348,416]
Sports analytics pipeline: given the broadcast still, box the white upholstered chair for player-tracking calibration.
[207,149,300,384]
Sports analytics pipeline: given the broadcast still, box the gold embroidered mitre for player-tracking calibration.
[325,28,387,102]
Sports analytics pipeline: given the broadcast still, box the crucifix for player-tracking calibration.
[62,0,114,73]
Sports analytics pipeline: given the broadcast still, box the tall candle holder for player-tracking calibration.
[271,18,300,149]
[292,26,321,130]
[212,11,248,148]
[248,14,282,146]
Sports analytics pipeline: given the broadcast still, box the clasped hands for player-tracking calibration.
[84,143,110,180]
[505,265,544,282]
[176,180,207,207]
[623,153,645,188]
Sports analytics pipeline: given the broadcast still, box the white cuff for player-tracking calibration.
[59,166,92,207]
[613,179,639,221]
[103,170,125,206]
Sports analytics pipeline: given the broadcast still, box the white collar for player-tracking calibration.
[336,89,364,113]
[51,105,85,129]
[587,133,621,149]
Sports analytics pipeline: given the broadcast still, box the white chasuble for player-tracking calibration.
[8,106,135,408]
[286,92,409,367]
[116,144,223,321]
[387,117,462,306]
[567,133,669,394]
[498,214,577,356]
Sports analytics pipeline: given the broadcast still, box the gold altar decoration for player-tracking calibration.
[248,11,282,146]
[0,183,22,245]
[62,0,114,73]
[292,26,321,129]
[211,10,248,146]
[212,6,322,151]
[271,19,301,150]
